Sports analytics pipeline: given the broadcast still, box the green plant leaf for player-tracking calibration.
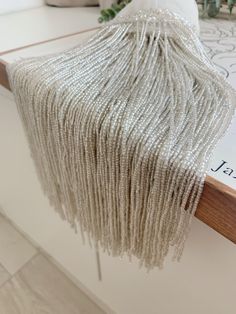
[99,0,132,23]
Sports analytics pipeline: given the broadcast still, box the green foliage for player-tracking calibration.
[228,0,236,13]
[98,0,131,23]
[201,0,236,17]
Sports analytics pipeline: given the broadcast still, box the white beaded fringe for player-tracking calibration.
[8,9,235,269]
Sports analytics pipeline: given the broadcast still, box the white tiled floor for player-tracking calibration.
[0,215,37,275]
[0,264,10,288]
[0,213,105,314]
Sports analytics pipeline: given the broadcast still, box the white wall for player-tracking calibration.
[0,0,44,15]
[0,86,236,314]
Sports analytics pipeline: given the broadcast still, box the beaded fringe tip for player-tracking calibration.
[8,10,235,269]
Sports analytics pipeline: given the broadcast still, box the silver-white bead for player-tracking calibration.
[7,9,236,269]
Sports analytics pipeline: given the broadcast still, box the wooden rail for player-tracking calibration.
[1,58,236,244]
[0,60,9,90]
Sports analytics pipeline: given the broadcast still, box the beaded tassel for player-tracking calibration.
[8,10,235,269]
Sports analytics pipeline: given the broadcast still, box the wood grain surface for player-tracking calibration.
[196,176,236,244]
[0,61,10,91]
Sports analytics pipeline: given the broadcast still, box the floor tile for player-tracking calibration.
[0,264,10,287]
[0,215,37,275]
[0,254,105,314]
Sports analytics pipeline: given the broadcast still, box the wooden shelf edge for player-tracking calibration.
[196,176,236,244]
[1,59,236,244]
[0,60,10,91]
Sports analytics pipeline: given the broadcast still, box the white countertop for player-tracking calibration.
[0,6,100,53]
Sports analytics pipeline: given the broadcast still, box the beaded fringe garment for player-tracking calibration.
[8,10,235,269]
